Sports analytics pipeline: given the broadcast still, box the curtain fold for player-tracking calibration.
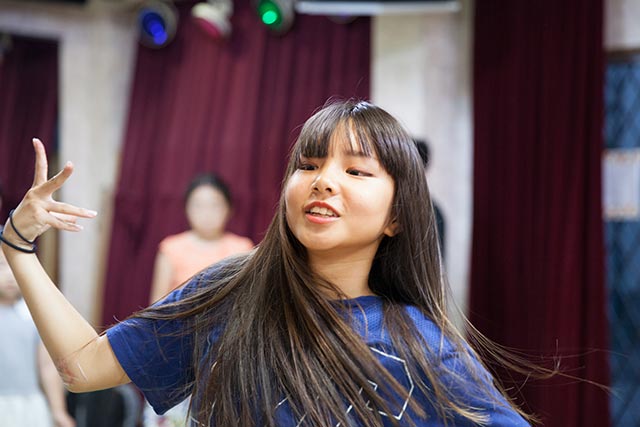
[0,36,57,221]
[470,1,609,425]
[101,1,370,325]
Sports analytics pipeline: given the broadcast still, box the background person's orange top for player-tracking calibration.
[158,231,254,293]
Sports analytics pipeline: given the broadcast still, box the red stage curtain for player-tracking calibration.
[470,1,610,425]
[101,1,370,325]
[0,36,57,221]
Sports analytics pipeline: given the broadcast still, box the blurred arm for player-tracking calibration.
[149,251,173,304]
[38,343,76,427]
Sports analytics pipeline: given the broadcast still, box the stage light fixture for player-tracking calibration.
[255,0,294,34]
[295,0,460,15]
[192,0,233,40]
[137,0,178,49]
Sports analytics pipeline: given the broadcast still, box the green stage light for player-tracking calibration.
[262,10,278,25]
[255,0,294,34]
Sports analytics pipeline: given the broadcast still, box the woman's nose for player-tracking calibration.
[312,167,338,194]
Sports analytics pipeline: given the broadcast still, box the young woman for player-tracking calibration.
[0,100,531,426]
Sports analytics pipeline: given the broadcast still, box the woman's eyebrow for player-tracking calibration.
[342,149,383,164]
[299,153,324,159]
[341,147,373,158]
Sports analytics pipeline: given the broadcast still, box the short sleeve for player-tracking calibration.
[107,273,206,414]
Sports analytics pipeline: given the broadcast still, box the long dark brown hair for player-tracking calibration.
[136,100,539,426]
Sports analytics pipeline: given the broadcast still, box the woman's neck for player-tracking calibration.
[308,249,377,299]
[189,230,224,243]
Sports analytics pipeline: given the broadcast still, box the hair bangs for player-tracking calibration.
[293,123,376,167]
[289,100,417,182]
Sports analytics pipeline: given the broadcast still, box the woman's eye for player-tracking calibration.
[347,169,371,177]
[298,163,316,171]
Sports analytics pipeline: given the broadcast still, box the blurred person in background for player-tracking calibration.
[414,139,446,260]
[0,180,75,427]
[149,173,254,304]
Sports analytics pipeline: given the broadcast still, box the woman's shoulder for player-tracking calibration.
[221,232,254,249]
[401,304,458,355]
[158,231,191,251]
[402,305,441,336]
[174,257,245,298]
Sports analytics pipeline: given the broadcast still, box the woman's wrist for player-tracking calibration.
[8,209,37,244]
[0,221,37,254]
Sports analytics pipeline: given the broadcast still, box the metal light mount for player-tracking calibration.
[192,0,233,40]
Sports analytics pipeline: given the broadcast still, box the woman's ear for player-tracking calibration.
[384,218,400,237]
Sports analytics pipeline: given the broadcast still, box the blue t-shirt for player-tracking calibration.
[107,268,529,427]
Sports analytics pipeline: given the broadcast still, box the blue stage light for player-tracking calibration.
[140,10,168,44]
[137,1,178,49]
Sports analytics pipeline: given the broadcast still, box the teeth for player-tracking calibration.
[309,206,337,217]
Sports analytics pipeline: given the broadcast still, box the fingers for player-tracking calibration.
[35,161,74,197]
[45,203,97,232]
[50,212,78,224]
[47,201,97,220]
[8,199,97,243]
[50,213,79,232]
[30,138,73,197]
[31,138,49,187]
[49,213,85,232]
[16,139,98,238]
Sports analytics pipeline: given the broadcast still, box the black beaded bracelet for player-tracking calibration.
[0,231,37,254]
[9,209,36,245]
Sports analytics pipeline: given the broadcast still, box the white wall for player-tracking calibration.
[0,0,138,324]
[606,0,640,50]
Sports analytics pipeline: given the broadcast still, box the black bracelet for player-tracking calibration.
[9,209,36,245]
[0,231,37,254]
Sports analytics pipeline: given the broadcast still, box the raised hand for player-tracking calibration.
[2,138,97,249]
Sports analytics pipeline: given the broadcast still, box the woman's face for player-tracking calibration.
[284,131,396,261]
[186,185,231,239]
